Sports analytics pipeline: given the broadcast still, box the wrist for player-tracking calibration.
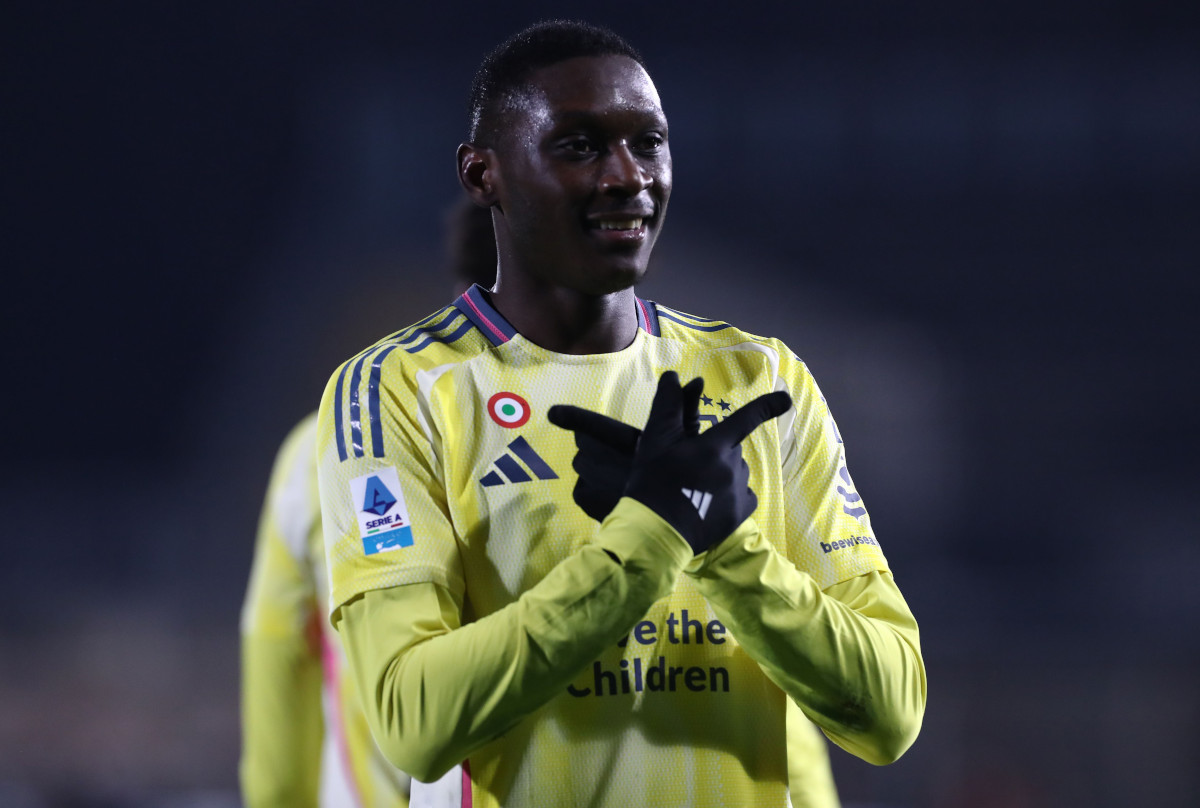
[684,516,760,577]
[624,472,703,551]
[596,497,694,574]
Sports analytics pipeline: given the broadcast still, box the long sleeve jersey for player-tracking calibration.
[316,286,925,808]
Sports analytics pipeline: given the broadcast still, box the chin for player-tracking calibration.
[584,264,644,296]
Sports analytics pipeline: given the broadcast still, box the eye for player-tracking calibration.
[635,133,666,154]
[559,136,598,156]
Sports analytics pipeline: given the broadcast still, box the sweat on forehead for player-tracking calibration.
[467,19,646,144]
[491,56,662,135]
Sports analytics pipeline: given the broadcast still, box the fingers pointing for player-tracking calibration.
[551,375,791,451]
[548,405,640,453]
[707,390,793,446]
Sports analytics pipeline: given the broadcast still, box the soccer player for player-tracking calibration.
[316,20,925,808]
[239,199,497,808]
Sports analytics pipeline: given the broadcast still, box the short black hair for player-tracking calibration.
[467,19,645,145]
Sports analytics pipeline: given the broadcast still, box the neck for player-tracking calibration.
[488,277,639,355]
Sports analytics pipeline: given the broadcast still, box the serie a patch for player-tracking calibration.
[349,467,414,555]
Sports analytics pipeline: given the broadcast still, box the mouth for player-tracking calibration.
[587,212,654,245]
[595,218,645,231]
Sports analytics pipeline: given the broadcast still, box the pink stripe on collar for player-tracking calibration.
[637,298,652,332]
[464,291,510,344]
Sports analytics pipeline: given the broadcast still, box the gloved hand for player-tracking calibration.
[548,377,703,522]
[550,371,791,554]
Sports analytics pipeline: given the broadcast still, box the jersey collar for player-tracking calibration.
[454,285,660,347]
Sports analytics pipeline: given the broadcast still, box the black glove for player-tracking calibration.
[548,377,703,522]
[550,372,791,554]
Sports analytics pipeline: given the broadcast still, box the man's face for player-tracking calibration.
[490,55,672,295]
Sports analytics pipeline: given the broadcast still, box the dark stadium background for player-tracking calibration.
[3,2,1197,806]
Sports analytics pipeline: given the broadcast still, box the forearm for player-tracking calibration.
[336,497,690,782]
[240,633,323,808]
[688,521,926,765]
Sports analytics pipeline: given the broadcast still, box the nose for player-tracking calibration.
[597,143,652,196]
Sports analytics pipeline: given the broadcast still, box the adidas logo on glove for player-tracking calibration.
[680,487,712,519]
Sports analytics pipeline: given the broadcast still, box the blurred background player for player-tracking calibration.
[238,197,497,808]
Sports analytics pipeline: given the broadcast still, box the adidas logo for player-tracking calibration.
[681,487,712,519]
[480,437,559,487]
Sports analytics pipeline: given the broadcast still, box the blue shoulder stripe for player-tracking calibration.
[334,346,374,462]
[397,307,460,346]
[334,361,350,461]
[656,308,732,332]
[347,348,379,458]
[405,314,474,354]
[657,305,723,324]
[334,306,466,462]
[356,316,469,459]
[409,305,456,332]
[367,345,399,457]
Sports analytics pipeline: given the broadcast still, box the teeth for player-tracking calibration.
[598,218,643,231]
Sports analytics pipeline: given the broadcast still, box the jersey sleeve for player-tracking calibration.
[316,350,465,619]
[334,497,693,783]
[686,521,926,765]
[240,415,324,808]
[775,350,890,588]
[680,347,924,766]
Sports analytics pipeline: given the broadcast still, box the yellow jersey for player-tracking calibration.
[317,286,922,807]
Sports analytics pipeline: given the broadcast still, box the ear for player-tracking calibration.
[457,143,499,207]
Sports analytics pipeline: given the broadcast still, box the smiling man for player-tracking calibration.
[316,20,925,808]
